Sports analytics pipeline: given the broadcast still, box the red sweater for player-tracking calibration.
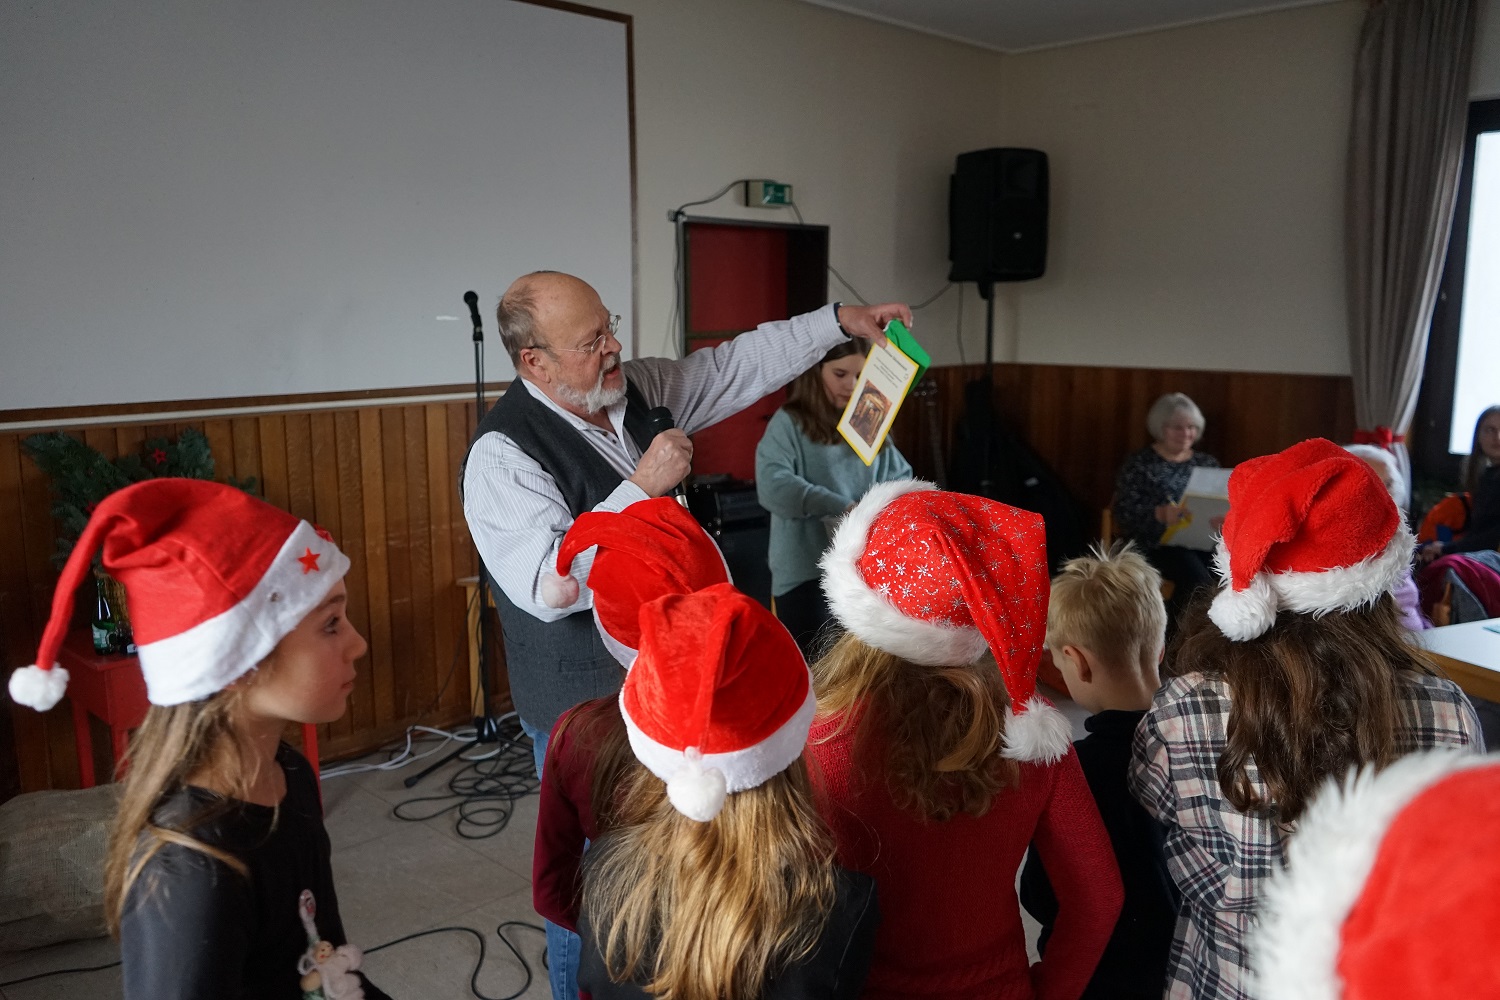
[807,713,1122,1000]
[533,702,610,933]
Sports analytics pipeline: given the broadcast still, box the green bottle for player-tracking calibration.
[92,580,117,655]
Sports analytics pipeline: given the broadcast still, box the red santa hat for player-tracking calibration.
[820,479,1072,764]
[619,583,815,822]
[9,478,349,711]
[540,497,731,667]
[1253,750,1500,999]
[1208,438,1413,642]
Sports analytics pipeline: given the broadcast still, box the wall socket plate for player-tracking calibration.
[743,180,792,207]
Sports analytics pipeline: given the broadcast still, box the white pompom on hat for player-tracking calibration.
[542,497,731,668]
[8,478,349,711]
[1207,438,1413,642]
[1254,750,1500,999]
[820,479,1071,764]
[619,583,814,822]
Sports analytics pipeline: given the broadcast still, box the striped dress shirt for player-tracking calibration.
[462,304,846,624]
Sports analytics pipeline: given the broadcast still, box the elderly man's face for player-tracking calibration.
[530,280,625,412]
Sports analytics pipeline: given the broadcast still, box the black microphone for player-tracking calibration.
[646,406,690,506]
[463,290,482,342]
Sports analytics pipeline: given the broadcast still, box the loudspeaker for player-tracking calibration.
[947,148,1048,284]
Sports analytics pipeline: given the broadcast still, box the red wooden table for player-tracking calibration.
[57,630,321,787]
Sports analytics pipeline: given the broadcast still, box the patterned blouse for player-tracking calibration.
[1129,671,1482,1000]
[1112,447,1220,549]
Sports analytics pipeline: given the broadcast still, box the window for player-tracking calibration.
[1414,99,1500,480]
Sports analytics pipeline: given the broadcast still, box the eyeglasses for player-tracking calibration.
[541,315,621,356]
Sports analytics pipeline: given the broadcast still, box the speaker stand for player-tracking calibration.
[977,281,996,498]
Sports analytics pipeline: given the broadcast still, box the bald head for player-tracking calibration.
[496,271,602,368]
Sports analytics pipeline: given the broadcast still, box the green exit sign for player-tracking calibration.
[744,180,792,208]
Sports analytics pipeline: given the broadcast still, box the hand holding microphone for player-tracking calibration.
[631,407,692,503]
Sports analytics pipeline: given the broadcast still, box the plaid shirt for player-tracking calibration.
[1129,670,1482,1000]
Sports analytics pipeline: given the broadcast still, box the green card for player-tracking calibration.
[884,319,929,381]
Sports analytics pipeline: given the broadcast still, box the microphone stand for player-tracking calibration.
[405,293,513,787]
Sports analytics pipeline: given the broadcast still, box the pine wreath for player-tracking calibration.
[22,428,258,567]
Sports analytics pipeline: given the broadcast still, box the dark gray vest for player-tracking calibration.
[462,378,655,731]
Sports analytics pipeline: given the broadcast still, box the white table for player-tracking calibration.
[1417,618,1500,703]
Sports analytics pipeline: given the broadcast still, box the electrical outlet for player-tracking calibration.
[743,180,792,208]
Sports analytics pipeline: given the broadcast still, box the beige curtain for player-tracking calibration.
[1346,0,1477,498]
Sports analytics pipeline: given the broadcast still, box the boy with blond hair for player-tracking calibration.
[1020,543,1177,999]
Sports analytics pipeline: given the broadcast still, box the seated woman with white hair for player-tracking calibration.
[1112,392,1221,621]
[1344,443,1427,631]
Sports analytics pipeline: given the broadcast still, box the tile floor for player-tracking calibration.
[0,690,1088,1000]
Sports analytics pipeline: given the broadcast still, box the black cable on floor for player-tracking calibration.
[0,921,548,999]
[390,715,540,839]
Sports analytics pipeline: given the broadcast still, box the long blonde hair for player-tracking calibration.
[103,689,265,935]
[813,631,1018,820]
[581,760,837,1000]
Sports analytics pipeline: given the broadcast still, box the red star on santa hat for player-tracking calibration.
[297,548,321,574]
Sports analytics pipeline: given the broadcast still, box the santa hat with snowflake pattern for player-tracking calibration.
[1253,750,1500,999]
[8,478,349,711]
[540,497,731,667]
[620,582,816,822]
[1208,438,1414,642]
[820,479,1072,764]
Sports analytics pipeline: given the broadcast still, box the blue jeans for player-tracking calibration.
[521,716,581,1000]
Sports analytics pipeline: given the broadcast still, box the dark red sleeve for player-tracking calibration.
[532,716,592,933]
[1028,750,1125,1000]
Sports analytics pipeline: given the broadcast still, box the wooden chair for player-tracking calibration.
[1100,502,1175,602]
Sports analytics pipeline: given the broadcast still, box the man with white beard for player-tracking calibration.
[460,270,906,1000]
[461,270,906,755]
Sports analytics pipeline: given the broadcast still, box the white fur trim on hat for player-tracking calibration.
[593,606,638,670]
[137,522,351,705]
[1207,529,1416,642]
[1252,750,1491,1000]
[8,663,70,712]
[820,479,989,666]
[541,571,580,609]
[620,676,817,812]
[1002,696,1073,764]
[666,748,729,822]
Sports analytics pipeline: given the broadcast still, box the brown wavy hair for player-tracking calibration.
[580,760,837,1000]
[783,340,868,445]
[103,690,263,935]
[1167,591,1443,824]
[812,631,1018,820]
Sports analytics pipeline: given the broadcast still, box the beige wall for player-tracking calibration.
[995,1,1364,375]
[586,0,1004,367]
[591,0,1482,376]
[1476,0,1500,99]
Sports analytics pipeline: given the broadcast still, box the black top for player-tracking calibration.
[120,743,389,1000]
[1112,447,1220,549]
[1019,710,1177,1000]
[1451,465,1500,554]
[461,377,656,731]
[578,866,879,1000]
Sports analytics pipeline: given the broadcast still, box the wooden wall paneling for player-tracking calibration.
[284,413,316,523]
[424,404,460,719]
[0,435,29,800]
[446,400,491,715]
[378,408,415,720]
[331,411,369,742]
[401,405,437,720]
[356,409,396,732]
[257,414,290,512]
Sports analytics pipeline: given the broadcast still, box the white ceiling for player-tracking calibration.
[797,0,1342,53]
